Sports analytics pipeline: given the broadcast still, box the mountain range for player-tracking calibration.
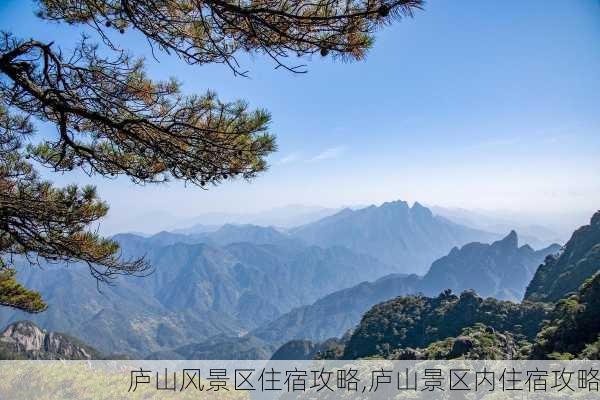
[291,201,499,274]
[313,211,600,361]
[420,231,560,301]
[104,205,342,236]
[0,224,393,356]
[174,205,342,232]
[0,200,576,360]
[253,231,558,346]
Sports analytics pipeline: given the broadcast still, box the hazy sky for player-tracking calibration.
[1,0,599,232]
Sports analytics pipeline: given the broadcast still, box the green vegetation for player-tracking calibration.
[410,323,525,360]
[342,289,550,359]
[530,272,600,359]
[525,211,600,302]
[338,276,600,360]
[0,269,46,313]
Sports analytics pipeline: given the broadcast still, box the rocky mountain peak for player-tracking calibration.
[591,211,600,227]
[381,200,409,209]
[0,321,99,360]
[411,201,433,218]
[1,320,46,352]
[493,230,519,250]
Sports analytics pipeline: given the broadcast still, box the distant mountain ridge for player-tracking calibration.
[102,205,341,236]
[0,201,571,360]
[421,231,560,301]
[291,200,500,273]
[256,231,559,346]
[172,205,341,234]
[253,274,420,345]
[429,206,566,247]
[112,223,298,251]
[1,226,394,356]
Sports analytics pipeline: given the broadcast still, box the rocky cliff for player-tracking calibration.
[0,321,101,360]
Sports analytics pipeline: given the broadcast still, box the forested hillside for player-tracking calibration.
[342,290,550,359]
[525,211,600,302]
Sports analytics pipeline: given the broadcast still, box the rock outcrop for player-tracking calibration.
[0,321,101,360]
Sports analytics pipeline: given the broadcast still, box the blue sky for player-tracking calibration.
[1,0,599,233]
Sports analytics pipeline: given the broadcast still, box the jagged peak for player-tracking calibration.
[412,201,425,209]
[448,246,460,256]
[336,207,354,215]
[1,321,47,353]
[493,230,519,249]
[1,320,45,337]
[1,321,99,359]
[380,199,409,209]
[520,243,534,252]
[591,211,600,226]
[410,201,433,218]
